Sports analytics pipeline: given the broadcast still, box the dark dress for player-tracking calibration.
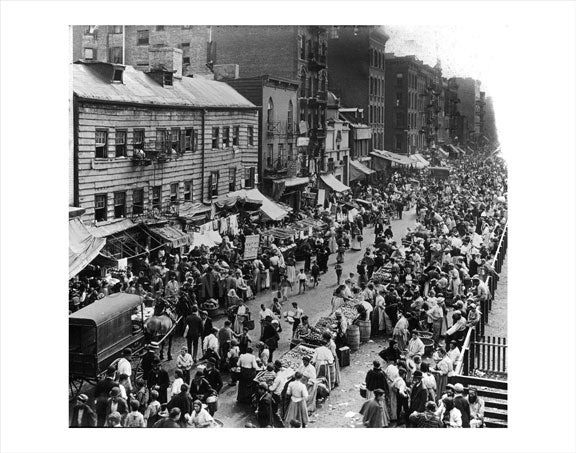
[148,369,170,404]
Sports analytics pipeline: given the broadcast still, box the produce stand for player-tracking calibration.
[279,344,316,371]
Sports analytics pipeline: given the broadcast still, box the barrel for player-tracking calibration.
[346,325,360,352]
[422,337,435,355]
[358,320,371,343]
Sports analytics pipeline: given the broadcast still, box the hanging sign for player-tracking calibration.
[243,234,260,261]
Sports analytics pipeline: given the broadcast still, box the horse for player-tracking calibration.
[144,298,178,361]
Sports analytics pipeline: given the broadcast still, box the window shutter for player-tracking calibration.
[180,130,185,153]
[193,129,198,151]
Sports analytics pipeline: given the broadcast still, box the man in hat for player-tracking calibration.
[204,358,223,395]
[359,388,389,427]
[147,359,170,404]
[165,273,180,299]
[116,348,133,395]
[184,305,204,362]
[141,344,159,383]
[466,303,481,327]
[94,366,118,427]
[406,331,425,360]
[167,383,193,427]
[365,361,387,401]
[105,387,128,420]
[200,310,214,346]
[409,370,428,418]
[453,383,471,428]
[70,394,96,427]
[409,401,443,428]
[255,382,278,428]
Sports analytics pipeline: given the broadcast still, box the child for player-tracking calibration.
[280,275,293,302]
[271,297,282,317]
[335,263,343,286]
[297,269,307,294]
[310,262,320,288]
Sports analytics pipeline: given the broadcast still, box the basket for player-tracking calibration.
[413,330,433,339]
[243,319,255,331]
[359,384,367,398]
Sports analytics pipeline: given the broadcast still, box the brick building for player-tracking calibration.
[211,26,329,177]
[222,74,308,210]
[451,77,481,145]
[483,96,498,144]
[384,54,442,154]
[72,25,213,77]
[327,25,389,152]
[324,92,350,185]
[71,52,259,228]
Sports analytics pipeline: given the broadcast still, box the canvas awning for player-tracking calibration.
[319,173,351,193]
[370,149,414,166]
[86,218,136,238]
[284,176,310,188]
[456,146,467,155]
[178,201,212,219]
[436,147,449,158]
[69,218,106,278]
[410,154,430,169]
[349,159,375,181]
[228,188,290,221]
[147,224,192,248]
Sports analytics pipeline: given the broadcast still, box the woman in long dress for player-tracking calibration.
[233,299,249,335]
[236,347,259,404]
[312,335,335,390]
[328,229,338,254]
[392,312,410,352]
[284,372,309,427]
[285,254,297,284]
[326,335,341,388]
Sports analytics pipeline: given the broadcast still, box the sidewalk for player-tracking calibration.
[483,256,508,338]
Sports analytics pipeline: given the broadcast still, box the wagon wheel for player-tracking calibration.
[69,377,85,401]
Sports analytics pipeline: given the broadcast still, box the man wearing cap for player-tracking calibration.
[409,371,428,418]
[70,394,96,427]
[116,348,133,395]
[147,359,170,404]
[453,383,471,428]
[359,388,389,428]
[184,306,204,362]
[141,344,159,383]
[409,401,443,428]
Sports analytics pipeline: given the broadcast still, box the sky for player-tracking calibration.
[383,24,508,97]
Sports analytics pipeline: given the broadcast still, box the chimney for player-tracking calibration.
[148,47,183,79]
[212,64,239,81]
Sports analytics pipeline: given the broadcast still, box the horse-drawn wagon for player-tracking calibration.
[69,293,181,400]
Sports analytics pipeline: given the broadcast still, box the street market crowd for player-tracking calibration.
[70,151,507,428]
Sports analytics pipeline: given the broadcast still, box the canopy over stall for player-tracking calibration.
[349,159,376,181]
[436,147,449,159]
[228,188,290,221]
[146,224,191,248]
[319,173,351,193]
[370,149,414,171]
[69,218,106,278]
[410,153,430,169]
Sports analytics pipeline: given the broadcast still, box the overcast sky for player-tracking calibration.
[384,24,508,97]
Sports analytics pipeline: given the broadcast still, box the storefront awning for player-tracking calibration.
[436,147,449,158]
[370,149,414,166]
[409,154,430,169]
[178,201,212,219]
[284,176,310,188]
[319,173,351,193]
[87,218,136,238]
[147,224,192,248]
[456,146,467,155]
[69,218,106,278]
[228,188,290,221]
[349,159,375,181]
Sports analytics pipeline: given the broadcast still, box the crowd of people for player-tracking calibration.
[70,150,507,428]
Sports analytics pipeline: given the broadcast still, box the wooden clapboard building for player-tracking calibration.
[71,47,259,228]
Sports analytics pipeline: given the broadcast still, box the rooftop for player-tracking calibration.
[73,61,257,109]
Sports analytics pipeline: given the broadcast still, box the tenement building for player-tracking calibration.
[71,48,258,227]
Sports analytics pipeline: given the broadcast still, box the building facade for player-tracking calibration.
[72,25,213,77]
[71,54,258,225]
[211,26,329,178]
[324,92,350,185]
[452,77,481,145]
[483,96,498,144]
[223,74,306,210]
[384,54,442,154]
[327,25,389,151]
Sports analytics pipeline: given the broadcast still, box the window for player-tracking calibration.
[278,143,285,164]
[222,126,230,148]
[396,73,403,86]
[115,130,127,157]
[300,71,307,98]
[109,47,122,64]
[114,192,126,218]
[111,25,122,34]
[137,30,149,45]
[248,126,254,146]
[288,143,294,160]
[267,98,274,129]
[184,128,193,152]
[183,57,190,65]
[266,144,274,168]
[299,35,305,60]
[210,171,219,197]
[184,181,192,201]
[132,189,144,215]
[287,100,294,133]
[84,48,96,60]
[156,26,165,31]
[152,186,162,211]
[112,68,123,82]
[170,183,179,203]
[94,194,107,221]
[212,127,219,149]
[245,167,255,189]
[232,126,239,146]
[229,167,237,192]
[133,129,145,153]
[170,128,180,154]
[95,130,108,158]
[163,72,173,86]
[84,25,97,35]
[396,92,402,107]
[156,129,167,153]
[395,134,403,152]
[396,112,404,128]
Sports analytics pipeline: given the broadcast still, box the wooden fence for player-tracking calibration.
[471,335,507,373]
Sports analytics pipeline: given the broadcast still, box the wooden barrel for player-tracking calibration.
[422,338,435,355]
[358,320,371,343]
[346,325,360,352]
